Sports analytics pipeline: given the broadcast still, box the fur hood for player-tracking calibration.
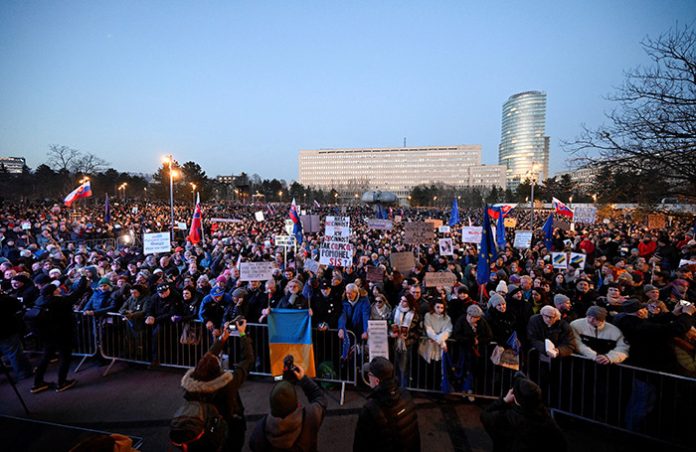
[180,368,234,394]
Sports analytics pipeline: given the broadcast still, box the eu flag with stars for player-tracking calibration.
[542,213,554,250]
[476,206,497,285]
[449,197,459,227]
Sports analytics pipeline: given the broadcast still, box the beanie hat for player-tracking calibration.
[131,284,149,296]
[232,288,248,299]
[553,294,570,307]
[98,277,113,287]
[586,306,607,321]
[513,373,543,409]
[270,381,298,418]
[623,299,647,313]
[643,284,658,293]
[368,357,394,381]
[467,304,484,317]
[495,280,509,295]
[33,274,51,286]
[191,353,222,382]
[488,293,505,308]
[41,284,58,297]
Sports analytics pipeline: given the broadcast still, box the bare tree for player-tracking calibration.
[71,152,109,174]
[47,144,81,172]
[565,25,696,199]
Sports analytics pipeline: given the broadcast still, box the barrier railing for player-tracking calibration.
[526,349,696,449]
[22,311,99,373]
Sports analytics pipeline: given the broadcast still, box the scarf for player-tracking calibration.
[393,304,414,352]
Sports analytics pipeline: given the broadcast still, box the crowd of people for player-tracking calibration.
[1,198,695,449]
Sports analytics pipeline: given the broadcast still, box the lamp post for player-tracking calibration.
[163,154,175,241]
[190,183,197,204]
[118,182,127,200]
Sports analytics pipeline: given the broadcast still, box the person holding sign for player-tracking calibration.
[418,299,452,363]
[338,283,370,342]
[391,293,420,388]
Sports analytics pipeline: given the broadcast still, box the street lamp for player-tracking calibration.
[592,194,598,203]
[163,154,175,241]
[190,183,197,204]
[118,182,128,200]
[278,190,283,202]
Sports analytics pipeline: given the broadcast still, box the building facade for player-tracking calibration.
[498,91,549,189]
[0,156,26,174]
[298,145,505,199]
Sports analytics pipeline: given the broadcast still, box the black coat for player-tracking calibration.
[353,378,420,452]
[526,315,576,358]
[486,308,517,346]
[34,277,88,344]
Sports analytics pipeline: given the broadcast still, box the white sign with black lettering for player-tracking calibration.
[239,262,276,282]
[143,232,171,255]
[368,320,390,361]
[324,216,351,242]
[319,241,354,267]
[275,235,296,247]
[462,226,483,244]
[513,230,533,249]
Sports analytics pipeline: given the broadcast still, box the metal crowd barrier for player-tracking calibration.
[526,349,696,450]
[22,311,99,373]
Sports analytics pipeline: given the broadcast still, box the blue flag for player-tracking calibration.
[289,199,303,245]
[104,193,111,223]
[542,213,554,250]
[476,205,498,285]
[449,197,459,227]
[494,206,506,251]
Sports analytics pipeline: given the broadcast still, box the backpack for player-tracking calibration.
[317,361,337,390]
[170,400,227,452]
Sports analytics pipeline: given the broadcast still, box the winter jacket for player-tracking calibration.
[198,293,232,323]
[83,288,116,315]
[527,315,576,358]
[118,294,149,320]
[33,277,88,344]
[486,308,517,347]
[338,295,370,337]
[570,317,629,363]
[249,376,327,452]
[480,398,567,452]
[146,290,185,324]
[352,378,420,452]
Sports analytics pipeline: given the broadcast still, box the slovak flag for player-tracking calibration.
[188,193,203,244]
[289,198,303,244]
[488,203,517,220]
[64,181,93,207]
[552,197,574,218]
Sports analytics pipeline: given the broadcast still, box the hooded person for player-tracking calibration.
[480,372,567,451]
[249,362,326,451]
[353,357,420,452]
[178,318,254,452]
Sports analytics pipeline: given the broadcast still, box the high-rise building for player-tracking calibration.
[298,145,505,200]
[0,156,26,174]
[498,91,549,189]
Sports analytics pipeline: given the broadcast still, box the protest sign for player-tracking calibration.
[438,238,454,256]
[284,219,294,235]
[239,261,275,281]
[324,216,351,242]
[503,217,517,228]
[254,211,265,222]
[176,222,187,230]
[319,241,354,267]
[21,221,31,230]
[303,258,320,274]
[131,206,139,214]
[513,230,532,249]
[366,266,385,282]
[647,214,667,230]
[573,206,596,224]
[553,218,571,231]
[390,251,415,273]
[300,215,321,233]
[275,235,296,247]
[462,226,483,244]
[425,219,443,229]
[211,218,243,223]
[678,259,696,269]
[366,219,393,230]
[368,320,390,361]
[424,271,457,287]
[569,252,587,269]
[143,232,171,255]
[393,215,402,224]
[438,225,451,233]
[404,222,435,245]
[552,252,568,270]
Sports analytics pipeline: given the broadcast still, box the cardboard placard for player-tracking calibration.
[366,219,393,230]
[275,235,296,247]
[647,214,666,230]
[573,206,596,224]
[304,259,320,274]
[404,222,436,245]
[319,241,354,267]
[438,225,451,233]
[366,266,385,282]
[143,232,171,255]
[569,252,587,269]
[176,222,187,230]
[254,211,265,222]
[424,271,457,287]
[503,217,517,228]
[438,238,454,256]
[552,252,568,270]
[425,219,444,229]
[553,218,571,231]
[390,251,415,274]
[300,215,321,233]
[239,261,275,281]
[513,230,532,249]
[368,320,390,361]
[462,226,483,244]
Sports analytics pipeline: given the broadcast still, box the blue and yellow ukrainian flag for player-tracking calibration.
[268,309,316,378]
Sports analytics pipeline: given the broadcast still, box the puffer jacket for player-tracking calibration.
[352,378,420,452]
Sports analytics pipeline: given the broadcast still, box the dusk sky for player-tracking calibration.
[1,1,694,181]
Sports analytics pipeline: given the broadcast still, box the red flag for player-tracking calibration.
[487,203,517,220]
[188,193,202,244]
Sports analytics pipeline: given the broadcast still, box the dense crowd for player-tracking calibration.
[1,198,695,448]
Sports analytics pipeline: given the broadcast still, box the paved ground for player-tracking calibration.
[0,357,673,452]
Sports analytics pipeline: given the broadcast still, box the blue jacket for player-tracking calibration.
[338,295,370,337]
[83,288,116,315]
[198,293,233,322]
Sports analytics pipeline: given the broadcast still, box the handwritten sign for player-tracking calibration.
[303,258,320,274]
[513,230,532,249]
[275,235,296,247]
[462,226,483,244]
[574,207,596,224]
[239,261,275,281]
[552,252,568,270]
[424,271,457,287]
[319,241,354,267]
[211,218,243,223]
[254,211,265,222]
[390,252,415,273]
[438,238,454,256]
[143,232,171,255]
[368,320,390,361]
[325,216,351,241]
[404,222,435,245]
[366,219,393,230]
[366,266,385,282]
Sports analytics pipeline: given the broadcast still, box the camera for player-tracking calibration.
[282,355,298,382]
[226,315,245,332]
